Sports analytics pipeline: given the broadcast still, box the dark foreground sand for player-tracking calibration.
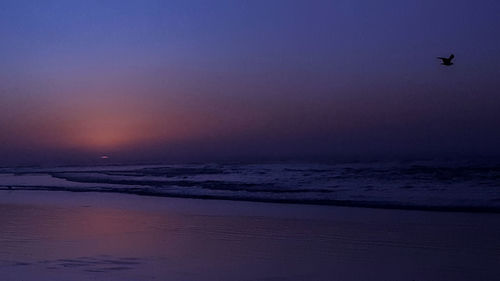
[0,190,499,281]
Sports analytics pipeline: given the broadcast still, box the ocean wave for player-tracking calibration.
[1,161,499,213]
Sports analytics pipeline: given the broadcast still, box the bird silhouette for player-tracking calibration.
[437,54,454,66]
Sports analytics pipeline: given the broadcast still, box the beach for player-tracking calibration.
[2,0,500,280]
[1,190,499,281]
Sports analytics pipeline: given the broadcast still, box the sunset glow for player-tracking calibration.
[0,0,499,165]
[0,2,499,281]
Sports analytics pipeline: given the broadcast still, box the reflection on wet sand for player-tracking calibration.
[4,255,142,273]
[0,191,499,281]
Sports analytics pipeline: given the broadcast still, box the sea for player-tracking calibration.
[1,160,499,212]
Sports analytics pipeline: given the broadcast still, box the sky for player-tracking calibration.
[1,0,500,165]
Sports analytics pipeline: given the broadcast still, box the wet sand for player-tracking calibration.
[0,190,499,281]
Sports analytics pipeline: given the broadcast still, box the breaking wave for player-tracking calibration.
[1,161,500,212]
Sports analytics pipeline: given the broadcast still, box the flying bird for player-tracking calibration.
[437,54,455,66]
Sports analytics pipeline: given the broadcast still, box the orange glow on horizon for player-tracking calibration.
[65,116,162,150]
[55,96,206,151]
[53,98,162,150]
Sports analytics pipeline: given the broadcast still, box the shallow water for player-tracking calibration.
[0,191,499,280]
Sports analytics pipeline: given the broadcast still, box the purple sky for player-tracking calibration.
[1,0,500,165]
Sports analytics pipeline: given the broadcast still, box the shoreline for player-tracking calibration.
[1,186,500,214]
